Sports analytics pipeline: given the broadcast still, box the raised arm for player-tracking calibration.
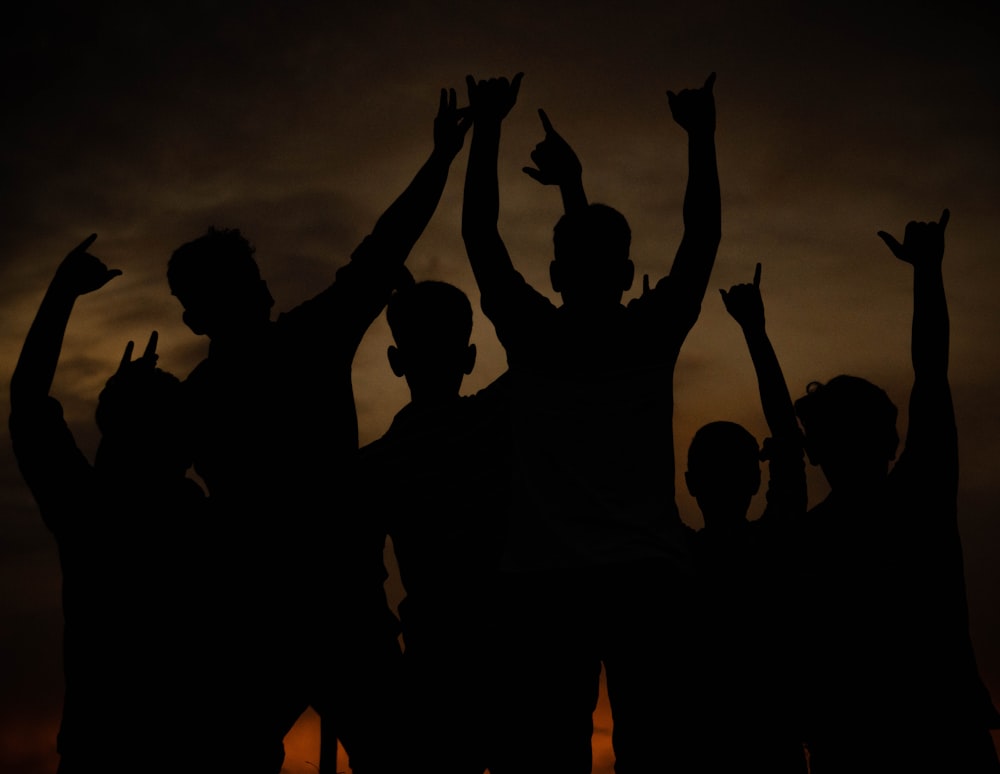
[663,73,721,316]
[365,87,471,266]
[721,262,805,518]
[522,108,588,215]
[721,263,799,442]
[461,73,523,297]
[878,209,950,384]
[877,209,954,477]
[321,88,471,344]
[10,235,121,409]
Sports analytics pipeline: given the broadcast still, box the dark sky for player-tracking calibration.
[2,2,998,770]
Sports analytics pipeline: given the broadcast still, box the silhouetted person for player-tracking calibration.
[9,236,212,774]
[358,277,511,773]
[461,72,720,773]
[166,89,471,773]
[684,263,808,772]
[792,210,1000,772]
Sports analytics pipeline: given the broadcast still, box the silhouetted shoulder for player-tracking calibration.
[480,270,557,364]
[626,273,702,337]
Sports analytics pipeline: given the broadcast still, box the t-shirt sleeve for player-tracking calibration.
[480,270,557,367]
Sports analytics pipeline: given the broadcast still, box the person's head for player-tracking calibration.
[95,358,192,482]
[386,280,476,403]
[167,227,274,340]
[551,203,634,310]
[794,375,899,492]
[685,421,761,528]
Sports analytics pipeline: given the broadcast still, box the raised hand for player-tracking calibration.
[877,209,949,267]
[52,234,122,297]
[116,331,160,374]
[465,72,523,123]
[434,87,472,160]
[720,261,765,331]
[522,109,582,186]
[667,72,716,134]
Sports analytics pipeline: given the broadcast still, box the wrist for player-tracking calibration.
[47,277,81,301]
[430,145,457,164]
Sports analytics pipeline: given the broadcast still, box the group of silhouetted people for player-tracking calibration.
[10,72,1000,774]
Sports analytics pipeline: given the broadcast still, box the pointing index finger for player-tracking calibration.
[142,331,159,362]
[753,261,762,288]
[510,72,524,100]
[939,208,950,231]
[538,108,554,134]
[75,233,98,253]
[118,341,135,372]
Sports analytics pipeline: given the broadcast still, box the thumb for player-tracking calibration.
[877,230,904,258]
[522,167,545,183]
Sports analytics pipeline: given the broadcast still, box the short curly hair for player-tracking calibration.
[794,375,899,459]
[167,227,260,307]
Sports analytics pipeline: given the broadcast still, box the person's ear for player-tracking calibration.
[549,261,563,293]
[387,345,406,377]
[257,279,275,311]
[463,343,477,375]
[887,432,899,462]
[621,259,635,291]
[684,470,698,497]
[803,439,822,467]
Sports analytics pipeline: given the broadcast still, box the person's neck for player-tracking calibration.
[408,389,462,410]
[208,319,272,355]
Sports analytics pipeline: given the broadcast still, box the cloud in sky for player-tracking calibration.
[2,1,998,770]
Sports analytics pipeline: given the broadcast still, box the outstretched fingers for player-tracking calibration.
[141,331,159,363]
[73,233,98,255]
[510,71,524,100]
[877,229,904,259]
[538,108,554,134]
[118,341,135,372]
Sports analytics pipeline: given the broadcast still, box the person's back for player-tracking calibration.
[460,72,720,772]
[683,265,808,773]
[359,279,510,773]
[167,90,472,773]
[792,211,1000,771]
[8,237,213,773]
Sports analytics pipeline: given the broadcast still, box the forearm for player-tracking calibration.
[671,129,721,298]
[744,325,799,440]
[463,120,502,237]
[462,120,516,291]
[368,147,454,262]
[683,130,721,240]
[10,285,77,407]
[559,177,588,214]
[911,262,949,380]
[906,261,956,486]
